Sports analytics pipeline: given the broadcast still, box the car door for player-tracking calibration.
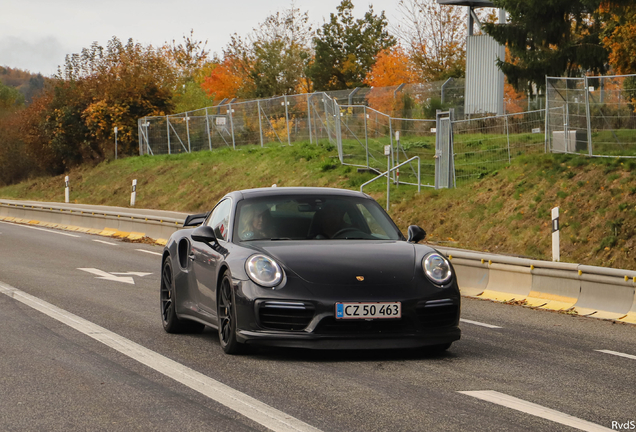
[191,198,232,318]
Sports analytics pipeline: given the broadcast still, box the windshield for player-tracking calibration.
[233,195,403,241]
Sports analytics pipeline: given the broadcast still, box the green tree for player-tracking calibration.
[307,0,396,90]
[484,0,630,92]
[0,81,24,116]
[251,6,313,96]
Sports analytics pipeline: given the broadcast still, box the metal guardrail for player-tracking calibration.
[435,246,636,324]
[0,200,185,241]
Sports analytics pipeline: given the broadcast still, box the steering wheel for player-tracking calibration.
[331,227,360,238]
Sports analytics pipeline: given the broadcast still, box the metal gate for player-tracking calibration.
[435,110,456,189]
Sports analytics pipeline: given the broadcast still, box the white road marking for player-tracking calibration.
[596,349,636,361]
[93,239,118,246]
[0,281,321,432]
[0,220,80,237]
[459,390,612,432]
[110,272,152,277]
[136,249,163,256]
[78,268,135,285]
[460,318,502,329]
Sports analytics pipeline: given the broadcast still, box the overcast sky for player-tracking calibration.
[1,0,404,77]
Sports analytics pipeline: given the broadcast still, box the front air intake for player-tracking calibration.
[416,299,459,328]
[258,301,315,331]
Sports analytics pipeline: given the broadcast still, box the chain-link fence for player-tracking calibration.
[546,74,636,157]
[453,109,546,183]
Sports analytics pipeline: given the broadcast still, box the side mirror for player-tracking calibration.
[407,225,426,244]
[192,225,217,244]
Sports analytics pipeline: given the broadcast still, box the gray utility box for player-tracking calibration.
[552,130,587,153]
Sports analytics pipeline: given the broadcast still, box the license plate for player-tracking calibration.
[335,302,401,319]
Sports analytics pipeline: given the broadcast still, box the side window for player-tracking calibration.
[207,199,232,241]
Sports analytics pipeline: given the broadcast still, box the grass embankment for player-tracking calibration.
[2,142,636,270]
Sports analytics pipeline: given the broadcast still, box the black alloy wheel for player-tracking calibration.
[161,257,204,333]
[217,271,244,354]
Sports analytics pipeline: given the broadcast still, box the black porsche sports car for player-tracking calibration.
[160,187,460,354]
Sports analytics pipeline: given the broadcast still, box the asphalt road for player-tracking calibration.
[0,220,635,431]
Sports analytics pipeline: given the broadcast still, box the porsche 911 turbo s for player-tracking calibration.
[160,187,460,354]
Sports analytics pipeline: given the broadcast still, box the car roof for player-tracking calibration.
[227,187,370,201]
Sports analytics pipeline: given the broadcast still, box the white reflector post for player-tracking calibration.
[552,207,560,262]
[130,179,137,207]
[64,176,69,203]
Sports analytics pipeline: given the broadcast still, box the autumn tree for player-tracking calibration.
[0,80,24,116]
[599,1,636,74]
[307,0,396,90]
[364,46,417,114]
[202,6,312,100]
[395,0,468,82]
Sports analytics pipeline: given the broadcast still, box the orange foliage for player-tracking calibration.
[201,57,251,100]
[364,47,416,88]
[600,1,636,74]
[365,47,417,115]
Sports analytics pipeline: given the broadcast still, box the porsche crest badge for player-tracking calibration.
[356,276,364,281]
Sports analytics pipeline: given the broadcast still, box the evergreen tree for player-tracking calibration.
[483,0,628,92]
[307,0,396,90]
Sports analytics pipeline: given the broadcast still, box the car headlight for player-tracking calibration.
[422,253,452,285]
[246,254,283,288]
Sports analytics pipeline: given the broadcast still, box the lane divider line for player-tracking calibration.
[0,281,321,432]
[459,318,502,329]
[0,220,80,238]
[93,239,118,246]
[595,349,636,361]
[136,249,163,256]
[458,390,612,432]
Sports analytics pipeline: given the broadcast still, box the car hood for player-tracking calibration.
[251,240,418,286]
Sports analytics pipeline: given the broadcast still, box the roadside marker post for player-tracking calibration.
[131,179,137,207]
[552,207,560,261]
[384,145,391,211]
[64,176,70,203]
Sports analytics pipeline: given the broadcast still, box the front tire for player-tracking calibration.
[160,257,204,333]
[217,270,244,354]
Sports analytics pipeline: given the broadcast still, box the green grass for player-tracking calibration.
[4,143,636,270]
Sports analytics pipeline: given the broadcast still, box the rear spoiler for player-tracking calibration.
[183,211,211,227]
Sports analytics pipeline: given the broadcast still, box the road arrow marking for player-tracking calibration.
[111,272,153,277]
[78,268,136,284]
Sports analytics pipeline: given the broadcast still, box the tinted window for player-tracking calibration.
[234,195,402,241]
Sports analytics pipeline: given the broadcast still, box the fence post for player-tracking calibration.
[166,116,171,155]
[284,95,291,146]
[228,102,236,149]
[505,114,511,163]
[205,107,212,151]
[389,118,395,183]
[584,76,593,156]
[307,94,313,144]
[364,106,369,169]
[257,100,264,147]
[544,76,549,153]
[138,119,143,156]
[185,114,191,153]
